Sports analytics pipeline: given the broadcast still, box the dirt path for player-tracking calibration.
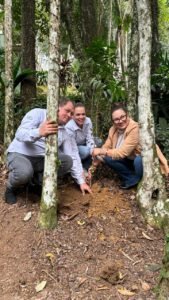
[0,177,163,300]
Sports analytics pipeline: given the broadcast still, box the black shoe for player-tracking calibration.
[120,183,138,190]
[28,183,42,197]
[5,187,17,204]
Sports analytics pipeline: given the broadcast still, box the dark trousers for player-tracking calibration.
[6,152,73,188]
[104,156,143,187]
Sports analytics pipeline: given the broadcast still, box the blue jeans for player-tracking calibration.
[78,138,103,170]
[78,146,92,170]
[104,156,143,188]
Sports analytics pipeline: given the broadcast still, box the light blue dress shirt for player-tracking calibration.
[7,108,85,185]
[65,117,95,155]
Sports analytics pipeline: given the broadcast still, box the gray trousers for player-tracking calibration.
[6,152,73,189]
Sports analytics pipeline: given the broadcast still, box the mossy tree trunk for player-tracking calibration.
[136,0,169,229]
[39,0,60,229]
[4,0,14,153]
[137,2,169,296]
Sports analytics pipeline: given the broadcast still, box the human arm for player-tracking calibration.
[156,144,169,175]
[15,109,57,143]
[60,129,92,193]
[80,183,92,194]
[92,126,139,159]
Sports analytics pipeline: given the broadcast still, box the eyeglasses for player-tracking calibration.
[113,114,127,124]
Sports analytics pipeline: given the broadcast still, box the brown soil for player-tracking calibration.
[0,167,164,300]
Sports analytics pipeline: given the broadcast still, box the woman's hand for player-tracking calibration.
[92,148,102,156]
[92,148,108,157]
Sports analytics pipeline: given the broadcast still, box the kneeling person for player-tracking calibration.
[66,102,101,171]
[5,99,91,204]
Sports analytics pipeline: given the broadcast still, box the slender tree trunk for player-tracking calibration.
[107,0,113,46]
[39,0,60,229]
[21,0,36,107]
[127,0,139,118]
[136,0,169,229]
[4,0,14,153]
[151,0,160,73]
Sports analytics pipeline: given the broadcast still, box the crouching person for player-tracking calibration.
[66,102,102,172]
[5,98,91,205]
[93,104,169,189]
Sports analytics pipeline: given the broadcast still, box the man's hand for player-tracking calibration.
[80,183,92,195]
[39,120,58,137]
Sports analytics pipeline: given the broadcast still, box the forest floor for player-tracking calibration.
[0,165,165,300]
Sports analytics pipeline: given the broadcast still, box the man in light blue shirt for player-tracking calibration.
[5,99,92,204]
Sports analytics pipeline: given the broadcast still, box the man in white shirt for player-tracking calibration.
[5,98,92,204]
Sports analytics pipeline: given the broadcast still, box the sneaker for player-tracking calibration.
[5,187,17,204]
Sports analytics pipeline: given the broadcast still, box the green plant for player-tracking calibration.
[73,39,126,136]
[152,51,169,122]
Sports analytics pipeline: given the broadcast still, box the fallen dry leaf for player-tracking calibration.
[77,220,85,226]
[23,211,32,222]
[98,233,106,241]
[77,277,87,287]
[142,231,153,241]
[35,280,47,292]
[45,253,55,266]
[46,253,55,259]
[96,285,110,291]
[140,280,151,291]
[117,287,135,296]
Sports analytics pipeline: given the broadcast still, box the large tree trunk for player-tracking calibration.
[38,0,60,229]
[21,0,36,107]
[137,3,169,296]
[136,0,169,229]
[61,0,84,59]
[79,0,98,47]
[127,0,139,118]
[4,0,14,153]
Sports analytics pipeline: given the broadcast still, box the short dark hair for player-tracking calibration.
[59,97,74,107]
[111,104,128,115]
[74,102,85,109]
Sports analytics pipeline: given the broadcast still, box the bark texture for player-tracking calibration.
[4,0,14,152]
[21,0,36,106]
[39,0,60,229]
[61,0,84,59]
[79,0,98,47]
[136,0,169,230]
[107,0,113,45]
[151,0,160,73]
[127,0,139,118]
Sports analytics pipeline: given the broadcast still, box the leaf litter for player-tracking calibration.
[0,169,165,299]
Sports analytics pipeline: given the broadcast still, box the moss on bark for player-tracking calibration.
[38,202,57,229]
